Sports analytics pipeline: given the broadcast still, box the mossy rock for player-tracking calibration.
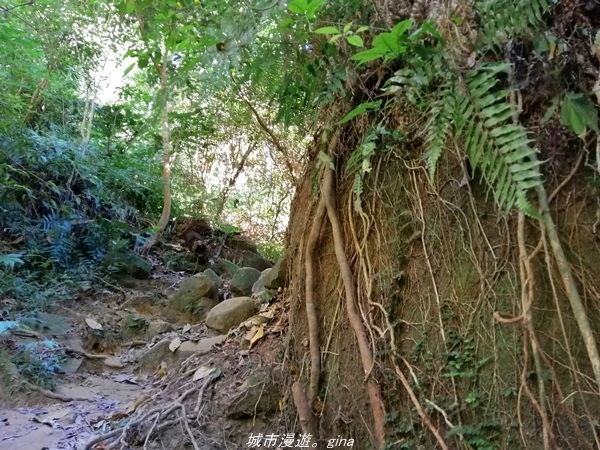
[263,254,287,289]
[119,314,149,340]
[230,267,261,296]
[252,268,272,294]
[216,258,241,278]
[205,297,259,333]
[167,274,219,321]
[203,268,223,289]
[103,249,151,279]
[165,251,207,273]
[242,252,272,271]
[226,235,258,253]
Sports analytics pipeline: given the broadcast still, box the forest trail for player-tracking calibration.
[0,236,287,450]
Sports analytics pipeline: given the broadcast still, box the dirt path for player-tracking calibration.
[0,374,144,449]
[0,269,286,450]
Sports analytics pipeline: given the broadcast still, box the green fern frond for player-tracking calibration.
[456,63,542,215]
[424,84,456,180]
[476,0,550,48]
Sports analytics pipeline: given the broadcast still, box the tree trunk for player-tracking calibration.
[140,49,172,254]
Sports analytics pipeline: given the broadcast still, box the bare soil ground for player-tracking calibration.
[0,268,288,450]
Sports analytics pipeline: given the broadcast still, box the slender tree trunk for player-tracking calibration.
[141,49,172,254]
[23,78,49,125]
[215,143,255,218]
[80,84,98,149]
[242,97,298,186]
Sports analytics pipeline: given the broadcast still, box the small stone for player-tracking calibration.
[137,335,226,373]
[146,321,174,339]
[226,371,280,419]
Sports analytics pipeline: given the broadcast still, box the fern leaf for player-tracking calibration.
[424,86,455,180]
[0,253,24,269]
[476,0,551,48]
[456,63,542,215]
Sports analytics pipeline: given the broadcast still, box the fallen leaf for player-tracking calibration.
[243,315,270,327]
[192,366,214,381]
[112,374,138,385]
[258,309,275,320]
[244,326,258,342]
[47,409,71,421]
[270,316,286,333]
[249,325,264,348]
[182,324,191,333]
[31,415,54,427]
[85,318,103,331]
[126,394,150,414]
[155,361,168,379]
[103,356,125,369]
[169,337,181,352]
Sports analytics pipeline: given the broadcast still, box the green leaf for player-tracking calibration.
[351,19,413,64]
[343,22,353,33]
[346,35,364,47]
[391,19,414,38]
[314,26,339,34]
[288,0,308,14]
[351,48,388,64]
[540,96,559,124]
[337,100,382,124]
[356,25,369,33]
[329,34,343,43]
[305,0,326,18]
[125,0,135,13]
[560,92,599,136]
[122,61,136,76]
[0,253,24,269]
[278,18,294,29]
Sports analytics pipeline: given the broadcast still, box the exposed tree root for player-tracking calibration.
[516,212,556,449]
[393,363,450,450]
[535,178,600,391]
[322,163,385,448]
[84,368,219,450]
[305,197,326,404]
[292,381,317,436]
[25,382,92,403]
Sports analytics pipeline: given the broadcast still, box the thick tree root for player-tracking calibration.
[292,381,317,437]
[322,163,386,448]
[305,197,326,404]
